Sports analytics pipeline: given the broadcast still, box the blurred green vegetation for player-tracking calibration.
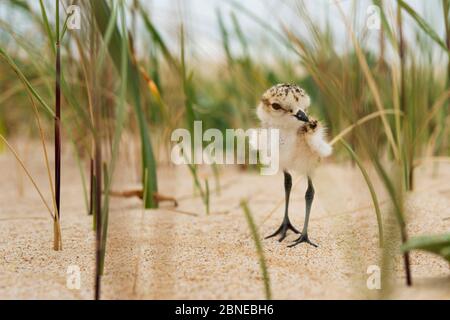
[1,0,450,295]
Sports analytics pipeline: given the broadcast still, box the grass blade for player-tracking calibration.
[241,200,272,300]
[397,0,448,52]
[402,233,450,262]
[91,0,158,208]
[340,140,383,247]
[38,0,55,54]
[54,0,62,222]
[0,47,54,117]
[99,0,129,276]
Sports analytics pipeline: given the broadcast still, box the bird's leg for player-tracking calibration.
[289,176,318,248]
[266,171,300,242]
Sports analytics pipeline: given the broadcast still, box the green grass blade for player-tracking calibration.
[99,1,129,274]
[60,9,74,41]
[138,4,178,70]
[0,47,54,116]
[397,0,448,52]
[241,200,272,300]
[227,0,293,51]
[402,233,450,262]
[217,9,233,63]
[91,0,158,208]
[340,139,384,247]
[8,0,30,11]
[38,0,56,53]
[373,0,398,50]
[180,25,197,133]
[205,179,210,215]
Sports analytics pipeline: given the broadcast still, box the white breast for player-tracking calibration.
[279,127,320,175]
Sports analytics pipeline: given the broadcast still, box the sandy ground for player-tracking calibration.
[0,141,449,300]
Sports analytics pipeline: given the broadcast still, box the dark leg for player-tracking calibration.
[289,176,318,248]
[266,171,300,242]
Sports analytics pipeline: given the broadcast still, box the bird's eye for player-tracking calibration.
[271,103,282,110]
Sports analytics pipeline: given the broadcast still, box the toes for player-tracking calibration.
[287,236,318,248]
[265,233,277,240]
[287,242,299,248]
[287,238,302,248]
[265,227,283,240]
[307,241,318,248]
[265,224,301,241]
[288,225,301,234]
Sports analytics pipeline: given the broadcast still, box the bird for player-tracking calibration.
[256,83,332,247]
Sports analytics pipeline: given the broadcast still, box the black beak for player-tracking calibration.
[294,110,309,122]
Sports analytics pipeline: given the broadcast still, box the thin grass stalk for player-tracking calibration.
[185,161,209,214]
[401,229,412,286]
[92,5,103,300]
[329,110,402,146]
[69,8,97,217]
[417,90,450,143]
[29,93,61,250]
[99,163,109,276]
[340,140,383,247]
[445,1,450,81]
[91,0,158,208]
[0,135,53,218]
[138,3,179,71]
[88,7,96,217]
[441,0,450,159]
[212,164,221,195]
[55,0,62,223]
[227,0,294,52]
[217,9,233,65]
[39,0,55,54]
[72,141,89,215]
[89,158,94,215]
[396,3,414,191]
[391,61,403,156]
[132,168,149,296]
[241,201,271,300]
[397,5,406,116]
[397,0,448,51]
[205,179,210,215]
[60,4,73,41]
[180,25,196,134]
[377,0,386,70]
[94,106,102,300]
[99,1,129,275]
[374,0,398,49]
[369,153,412,286]
[180,25,207,206]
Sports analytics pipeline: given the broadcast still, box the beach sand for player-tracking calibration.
[0,141,449,299]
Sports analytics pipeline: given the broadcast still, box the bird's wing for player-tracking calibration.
[305,125,332,158]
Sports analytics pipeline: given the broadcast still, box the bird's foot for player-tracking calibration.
[265,220,300,242]
[288,233,318,248]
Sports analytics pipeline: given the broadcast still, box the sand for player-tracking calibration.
[0,141,449,300]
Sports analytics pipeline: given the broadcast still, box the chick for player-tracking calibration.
[257,83,332,247]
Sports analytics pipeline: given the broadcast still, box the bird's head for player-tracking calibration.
[256,83,311,128]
